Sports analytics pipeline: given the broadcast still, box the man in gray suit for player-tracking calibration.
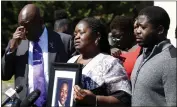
[1,4,69,107]
[131,6,176,106]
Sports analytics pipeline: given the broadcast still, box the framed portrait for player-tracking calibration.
[47,63,82,107]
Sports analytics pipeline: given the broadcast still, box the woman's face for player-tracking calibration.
[74,21,97,52]
[109,29,124,48]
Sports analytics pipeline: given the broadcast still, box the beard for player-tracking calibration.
[139,34,161,48]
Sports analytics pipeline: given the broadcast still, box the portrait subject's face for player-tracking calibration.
[59,83,69,105]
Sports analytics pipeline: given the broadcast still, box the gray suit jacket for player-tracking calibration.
[131,40,176,106]
[1,28,69,100]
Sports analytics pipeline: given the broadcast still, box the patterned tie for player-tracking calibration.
[33,42,46,107]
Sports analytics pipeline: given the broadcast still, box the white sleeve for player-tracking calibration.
[103,58,131,95]
[67,55,80,63]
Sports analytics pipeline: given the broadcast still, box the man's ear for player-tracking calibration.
[95,32,101,46]
[157,25,164,35]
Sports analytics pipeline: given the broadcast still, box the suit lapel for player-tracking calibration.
[16,40,29,97]
[48,29,57,77]
[16,40,29,56]
[48,41,57,63]
[48,29,57,61]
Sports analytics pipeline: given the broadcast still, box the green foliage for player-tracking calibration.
[1,1,153,55]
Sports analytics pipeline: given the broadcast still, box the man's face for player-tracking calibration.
[59,83,68,105]
[18,10,42,41]
[136,15,158,47]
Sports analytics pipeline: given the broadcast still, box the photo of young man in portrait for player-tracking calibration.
[55,78,73,107]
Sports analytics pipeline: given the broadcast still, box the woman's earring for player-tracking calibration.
[95,37,100,46]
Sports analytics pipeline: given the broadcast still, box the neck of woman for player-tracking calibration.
[80,49,100,60]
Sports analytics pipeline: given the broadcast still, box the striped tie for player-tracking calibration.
[33,42,46,107]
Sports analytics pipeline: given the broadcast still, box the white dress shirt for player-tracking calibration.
[28,27,49,94]
[58,100,65,107]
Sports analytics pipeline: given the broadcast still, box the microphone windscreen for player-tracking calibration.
[14,85,23,93]
[2,85,23,107]
[20,89,41,107]
[11,97,21,107]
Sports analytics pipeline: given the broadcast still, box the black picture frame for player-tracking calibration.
[47,63,82,107]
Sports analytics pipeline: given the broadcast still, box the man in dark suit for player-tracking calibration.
[1,4,69,107]
[58,32,76,59]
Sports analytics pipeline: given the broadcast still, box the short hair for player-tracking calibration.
[110,15,134,33]
[54,9,68,20]
[80,17,110,54]
[54,19,70,31]
[60,81,69,88]
[138,6,170,31]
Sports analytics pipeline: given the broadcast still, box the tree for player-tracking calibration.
[1,1,153,56]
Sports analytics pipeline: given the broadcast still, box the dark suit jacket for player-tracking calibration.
[57,32,75,59]
[1,28,69,100]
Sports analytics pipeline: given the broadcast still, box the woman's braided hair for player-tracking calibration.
[80,17,111,54]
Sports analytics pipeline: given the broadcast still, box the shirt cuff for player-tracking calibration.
[6,48,13,55]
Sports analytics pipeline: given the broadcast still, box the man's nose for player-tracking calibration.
[136,27,141,34]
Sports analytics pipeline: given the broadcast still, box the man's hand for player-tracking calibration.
[10,26,26,52]
[73,85,96,105]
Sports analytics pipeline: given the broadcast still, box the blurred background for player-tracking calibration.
[1,1,154,57]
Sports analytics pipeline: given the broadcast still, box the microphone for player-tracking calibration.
[20,89,41,107]
[11,97,21,107]
[2,85,23,107]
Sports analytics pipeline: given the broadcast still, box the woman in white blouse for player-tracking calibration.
[67,17,131,106]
